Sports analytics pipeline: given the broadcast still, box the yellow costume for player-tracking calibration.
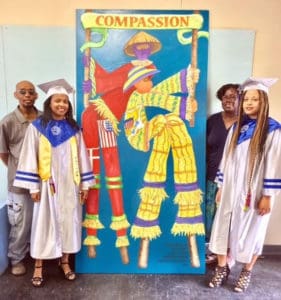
[124,66,204,240]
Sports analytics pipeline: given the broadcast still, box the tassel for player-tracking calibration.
[49,178,56,196]
[244,192,251,212]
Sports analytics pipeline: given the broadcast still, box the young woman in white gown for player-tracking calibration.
[14,83,95,287]
[208,78,281,293]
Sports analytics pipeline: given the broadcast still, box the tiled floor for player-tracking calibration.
[0,254,281,299]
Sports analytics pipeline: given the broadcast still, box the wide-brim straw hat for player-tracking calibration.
[124,31,162,57]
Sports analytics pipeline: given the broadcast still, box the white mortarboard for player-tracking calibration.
[239,77,278,94]
[37,78,74,99]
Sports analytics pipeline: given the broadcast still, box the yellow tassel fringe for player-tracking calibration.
[174,190,203,205]
[137,187,168,220]
[130,225,161,240]
[139,186,168,203]
[171,223,205,236]
[110,218,130,231]
[92,98,120,135]
[82,218,105,230]
[83,235,101,246]
[115,236,130,248]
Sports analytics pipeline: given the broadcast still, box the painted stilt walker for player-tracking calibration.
[123,64,205,268]
[80,19,160,263]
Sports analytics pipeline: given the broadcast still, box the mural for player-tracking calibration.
[76,9,209,274]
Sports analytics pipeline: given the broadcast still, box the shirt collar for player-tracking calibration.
[14,106,40,124]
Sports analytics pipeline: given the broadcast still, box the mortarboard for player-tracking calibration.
[239,77,278,94]
[37,78,74,100]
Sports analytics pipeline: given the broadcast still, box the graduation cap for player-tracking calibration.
[37,78,74,99]
[239,77,278,94]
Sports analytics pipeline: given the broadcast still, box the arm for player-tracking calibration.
[215,188,222,205]
[0,153,9,167]
[13,124,40,191]
[77,132,95,193]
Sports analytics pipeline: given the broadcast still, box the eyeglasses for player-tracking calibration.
[17,89,36,95]
[222,95,237,101]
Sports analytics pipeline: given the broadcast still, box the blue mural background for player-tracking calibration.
[75,9,209,274]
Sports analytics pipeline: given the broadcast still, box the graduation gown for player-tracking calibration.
[209,117,281,264]
[14,120,94,259]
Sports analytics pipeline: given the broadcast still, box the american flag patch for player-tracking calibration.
[98,120,117,148]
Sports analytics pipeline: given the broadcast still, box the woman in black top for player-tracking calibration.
[205,83,239,263]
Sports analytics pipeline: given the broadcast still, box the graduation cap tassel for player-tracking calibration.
[244,191,251,212]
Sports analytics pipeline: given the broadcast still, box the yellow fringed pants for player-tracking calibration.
[130,113,204,240]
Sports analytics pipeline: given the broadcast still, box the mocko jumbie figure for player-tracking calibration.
[81,32,160,263]
[0,81,41,276]
[123,65,205,268]
[14,80,95,287]
[208,78,281,293]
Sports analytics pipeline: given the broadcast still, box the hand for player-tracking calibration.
[215,188,222,205]
[257,195,271,216]
[79,189,89,205]
[186,64,200,85]
[31,192,40,202]
[190,98,198,113]
[185,98,198,121]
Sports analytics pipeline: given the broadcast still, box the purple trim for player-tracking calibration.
[179,96,187,120]
[180,69,188,93]
[134,217,159,227]
[175,215,203,224]
[179,69,188,120]
[124,69,160,92]
[143,181,166,188]
[175,182,199,192]
[14,177,39,183]
[83,80,92,93]
[16,171,39,177]
[83,54,90,67]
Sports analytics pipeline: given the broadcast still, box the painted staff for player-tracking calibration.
[187,10,200,268]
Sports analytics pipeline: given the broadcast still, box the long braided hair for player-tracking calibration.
[228,90,269,180]
[40,96,79,130]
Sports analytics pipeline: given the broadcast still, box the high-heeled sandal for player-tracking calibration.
[31,265,44,287]
[234,267,252,292]
[209,264,230,288]
[59,260,76,281]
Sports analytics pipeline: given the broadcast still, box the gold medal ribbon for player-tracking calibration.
[38,134,80,185]
[38,134,52,181]
[70,136,81,185]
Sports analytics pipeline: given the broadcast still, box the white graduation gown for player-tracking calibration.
[14,123,94,259]
[209,119,281,264]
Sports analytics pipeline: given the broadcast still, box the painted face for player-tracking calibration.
[50,94,69,120]
[134,76,153,93]
[221,88,238,113]
[243,89,261,119]
[14,81,38,108]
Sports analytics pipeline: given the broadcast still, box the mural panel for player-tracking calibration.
[76,9,209,274]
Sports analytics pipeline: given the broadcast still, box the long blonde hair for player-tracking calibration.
[228,90,269,180]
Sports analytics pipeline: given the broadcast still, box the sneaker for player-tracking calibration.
[11,262,26,276]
